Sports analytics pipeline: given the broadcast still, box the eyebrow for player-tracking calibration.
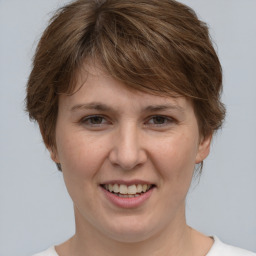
[70,102,184,113]
[71,103,114,112]
[143,104,184,113]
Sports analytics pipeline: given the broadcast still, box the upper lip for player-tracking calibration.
[100,179,155,186]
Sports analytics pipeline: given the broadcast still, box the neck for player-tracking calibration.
[58,206,204,256]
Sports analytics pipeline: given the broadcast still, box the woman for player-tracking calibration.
[26,0,255,255]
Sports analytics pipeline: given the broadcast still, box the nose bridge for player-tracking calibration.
[109,122,146,170]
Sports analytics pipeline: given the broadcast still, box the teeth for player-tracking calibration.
[109,184,114,192]
[136,184,143,193]
[118,194,140,198]
[128,185,137,194]
[113,184,119,193]
[103,184,153,195]
[120,184,128,194]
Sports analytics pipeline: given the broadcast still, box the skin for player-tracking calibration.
[50,64,213,256]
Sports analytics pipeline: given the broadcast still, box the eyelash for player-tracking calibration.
[146,115,175,127]
[80,115,110,126]
[79,115,176,128]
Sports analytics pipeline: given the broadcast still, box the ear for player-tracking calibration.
[48,146,60,164]
[195,134,212,164]
[38,124,60,164]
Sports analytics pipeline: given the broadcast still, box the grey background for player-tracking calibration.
[0,1,255,255]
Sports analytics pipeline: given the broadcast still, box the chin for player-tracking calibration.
[100,216,160,243]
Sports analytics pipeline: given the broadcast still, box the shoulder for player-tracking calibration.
[207,236,256,256]
[32,246,58,256]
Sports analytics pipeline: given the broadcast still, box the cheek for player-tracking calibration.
[56,131,108,178]
[151,132,199,181]
[55,132,106,208]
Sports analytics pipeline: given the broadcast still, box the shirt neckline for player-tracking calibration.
[51,236,219,256]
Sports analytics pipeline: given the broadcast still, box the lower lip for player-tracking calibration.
[100,186,154,208]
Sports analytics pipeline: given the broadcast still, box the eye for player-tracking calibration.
[146,115,175,126]
[80,115,109,126]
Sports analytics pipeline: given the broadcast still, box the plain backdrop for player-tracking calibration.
[0,1,255,255]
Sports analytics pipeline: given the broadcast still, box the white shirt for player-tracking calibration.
[32,236,256,256]
[207,236,256,256]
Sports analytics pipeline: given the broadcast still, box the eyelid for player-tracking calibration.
[145,115,176,126]
[77,114,176,128]
[79,115,111,126]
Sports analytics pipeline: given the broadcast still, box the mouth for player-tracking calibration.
[100,184,155,198]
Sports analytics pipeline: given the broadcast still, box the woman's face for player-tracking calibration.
[51,64,211,242]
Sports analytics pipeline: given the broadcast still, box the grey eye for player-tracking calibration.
[89,116,104,124]
[151,116,166,124]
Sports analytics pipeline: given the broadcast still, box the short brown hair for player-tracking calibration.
[26,0,225,150]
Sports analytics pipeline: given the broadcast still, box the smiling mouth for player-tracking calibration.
[101,184,155,198]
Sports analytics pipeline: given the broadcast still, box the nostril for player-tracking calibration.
[109,148,147,171]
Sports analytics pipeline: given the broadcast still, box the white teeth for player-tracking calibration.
[128,185,137,194]
[136,184,143,193]
[103,184,153,195]
[118,194,140,198]
[120,184,128,194]
[142,184,147,192]
[108,184,114,192]
[113,184,119,193]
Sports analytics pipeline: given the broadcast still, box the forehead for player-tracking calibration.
[59,63,193,114]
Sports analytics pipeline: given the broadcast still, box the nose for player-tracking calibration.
[109,124,147,170]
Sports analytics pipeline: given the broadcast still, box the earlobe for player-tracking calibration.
[49,148,62,171]
[39,124,60,164]
[48,147,60,164]
[195,134,212,164]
